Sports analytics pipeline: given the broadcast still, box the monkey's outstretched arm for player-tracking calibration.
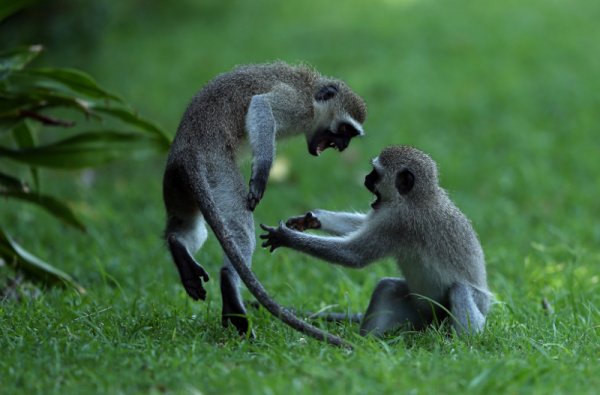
[286,210,367,236]
[312,210,367,235]
[260,222,384,268]
[246,94,276,211]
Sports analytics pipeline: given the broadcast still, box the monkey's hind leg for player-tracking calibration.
[166,214,210,301]
[448,282,487,335]
[220,222,255,336]
[214,174,257,336]
[359,278,427,337]
[220,265,250,335]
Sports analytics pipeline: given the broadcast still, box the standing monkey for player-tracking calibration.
[163,62,366,346]
[261,146,491,336]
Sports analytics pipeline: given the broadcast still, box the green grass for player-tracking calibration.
[2,0,600,393]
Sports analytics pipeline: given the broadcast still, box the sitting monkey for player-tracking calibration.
[260,145,491,336]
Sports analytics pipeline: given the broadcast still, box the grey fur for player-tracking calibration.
[261,145,491,336]
[163,62,366,347]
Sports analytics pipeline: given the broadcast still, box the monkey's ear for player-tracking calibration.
[396,170,415,195]
[315,84,338,101]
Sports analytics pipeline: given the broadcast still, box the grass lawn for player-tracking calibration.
[1,0,599,393]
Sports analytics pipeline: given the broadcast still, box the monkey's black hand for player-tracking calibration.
[247,177,267,211]
[259,222,289,252]
[286,212,321,232]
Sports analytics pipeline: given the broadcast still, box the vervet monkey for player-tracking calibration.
[261,145,490,336]
[163,62,366,346]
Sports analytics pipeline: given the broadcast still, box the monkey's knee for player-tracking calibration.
[379,277,408,291]
[359,278,414,337]
[165,214,208,255]
[452,310,486,336]
[449,283,487,335]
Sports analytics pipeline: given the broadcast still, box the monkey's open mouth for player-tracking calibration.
[308,128,354,156]
[364,168,381,209]
[371,191,382,209]
[315,139,338,155]
[309,130,343,156]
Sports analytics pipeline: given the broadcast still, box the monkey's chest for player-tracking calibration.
[398,258,451,302]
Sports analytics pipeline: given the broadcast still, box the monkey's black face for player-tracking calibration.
[364,168,382,209]
[308,122,361,156]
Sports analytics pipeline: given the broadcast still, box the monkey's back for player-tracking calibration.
[395,195,487,302]
[172,62,320,155]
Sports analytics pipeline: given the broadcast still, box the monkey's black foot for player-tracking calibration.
[180,260,210,301]
[179,260,210,301]
[168,235,210,301]
[182,278,208,301]
[221,268,255,338]
[222,311,255,338]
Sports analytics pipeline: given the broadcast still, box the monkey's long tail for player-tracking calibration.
[247,301,363,323]
[190,170,353,349]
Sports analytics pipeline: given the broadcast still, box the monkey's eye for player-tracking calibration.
[315,84,338,101]
[395,170,415,195]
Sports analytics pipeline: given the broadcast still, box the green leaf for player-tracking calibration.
[0,117,22,133]
[0,171,27,192]
[0,90,93,120]
[0,171,84,231]
[0,227,85,293]
[0,90,169,149]
[0,0,36,22]
[0,45,42,78]
[0,131,167,169]
[91,103,171,147]
[10,120,40,187]
[11,119,37,147]
[16,68,122,101]
[2,191,85,232]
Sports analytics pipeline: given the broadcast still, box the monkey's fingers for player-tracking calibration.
[261,239,280,252]
[261,240,274,249]
[304,212,321,229]
[247,194,258,211]
[192,263,210,283]
[182,279,208,301]
[286,216,307,231]
[260,223,276,232]
[248,178,267,211]
[287,213,321,231]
